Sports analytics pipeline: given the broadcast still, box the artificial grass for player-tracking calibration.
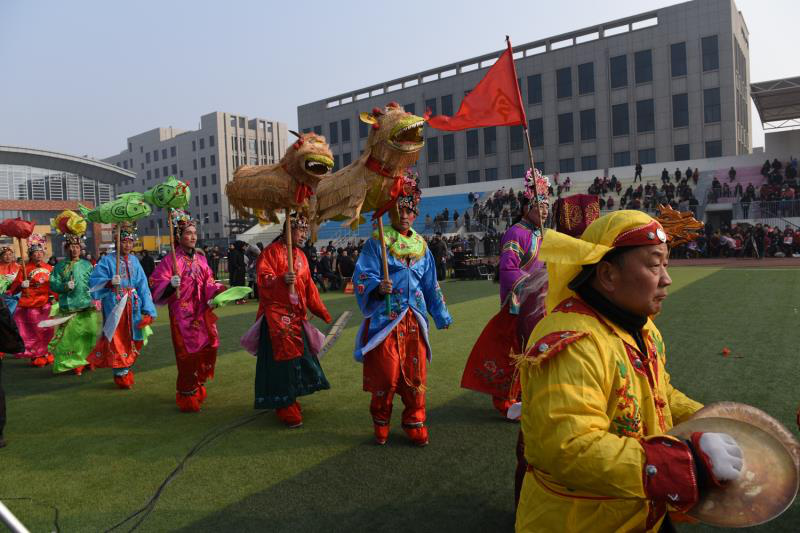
[1,267,798,532]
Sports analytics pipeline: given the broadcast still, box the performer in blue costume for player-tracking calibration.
[352,176,452,446]
[88,222,156,389]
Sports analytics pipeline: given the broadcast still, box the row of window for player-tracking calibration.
[425,141,722,186]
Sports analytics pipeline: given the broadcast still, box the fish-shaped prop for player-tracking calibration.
[0,218,35,239]
[144,176,191,210]
[39,314,75,329]
[51,210,87,236]
[210,286,253,308]
[79,193,152,223]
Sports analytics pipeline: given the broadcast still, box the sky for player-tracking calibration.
[0,0,797,159]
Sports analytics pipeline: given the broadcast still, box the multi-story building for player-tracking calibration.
[298,0,751,189]
[105,112,288,245]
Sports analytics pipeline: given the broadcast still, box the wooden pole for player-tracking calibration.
[17,237,26,275]
[285,209,295,296]
[522,126,546,233]
[167,210,180,298]
[115,223,121,296]
[376,216,392,315]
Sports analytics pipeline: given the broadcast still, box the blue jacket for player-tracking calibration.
[352,233,452,362]
[89,253,156,342]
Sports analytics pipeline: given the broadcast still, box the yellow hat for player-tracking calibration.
[539,210,667,312]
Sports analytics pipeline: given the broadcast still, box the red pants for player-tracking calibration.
[363,313,427,427]
[169,316,217,394]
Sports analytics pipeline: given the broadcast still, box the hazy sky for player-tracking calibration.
[1,0,796,159]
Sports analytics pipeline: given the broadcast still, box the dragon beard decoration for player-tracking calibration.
[225,131,334,227]
[310,102,426,237]
[656,204,704,248]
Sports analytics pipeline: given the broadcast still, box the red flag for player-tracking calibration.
[427,39,526,131]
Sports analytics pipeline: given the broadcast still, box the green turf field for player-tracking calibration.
[1,266,799,532]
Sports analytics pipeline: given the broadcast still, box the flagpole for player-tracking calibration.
[506,35,545,234]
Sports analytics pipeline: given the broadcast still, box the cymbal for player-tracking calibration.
[669,411,798,527]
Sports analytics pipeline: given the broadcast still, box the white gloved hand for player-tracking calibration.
[21,280,30,288]
[698,432,743,482]
[170,275,181,288]
[506,402,522,421]
[111,275,121,286]
[67,280,76,290]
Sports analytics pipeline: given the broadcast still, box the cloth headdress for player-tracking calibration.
[27,233,46,253]
[118,221,138,242]
[52,210,87,247]
[552,194,601,237]
[395,169,422,215]
[286,213,309,231]
[524,168,551,204]
[1,245,13,255]
[171,209,197,239]
[538,210,668,312]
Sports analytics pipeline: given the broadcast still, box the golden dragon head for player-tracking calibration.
[282,131,335,189]
[359,102,425,171]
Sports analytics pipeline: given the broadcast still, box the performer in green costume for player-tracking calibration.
[48,212,100,375]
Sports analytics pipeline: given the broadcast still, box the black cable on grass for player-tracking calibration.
[104,411,269,533]
[0,496,61,533]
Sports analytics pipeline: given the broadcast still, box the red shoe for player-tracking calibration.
[176,390,202,412]
[198,385,207,403]
[404,425,429,447]
[113,371,135,389]
[74,365,85,376]
[46,353,55,365]
[31,356,48,367]
[374,424,390,445]
[276,402,303,428]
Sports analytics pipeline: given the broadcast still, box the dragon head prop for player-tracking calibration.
[656,204,704,248]
[359,102,425,170]
[283,131,334,190]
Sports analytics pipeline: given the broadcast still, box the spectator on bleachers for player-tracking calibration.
[728,166,736,182]
[772,158,783,173]
[693,168,699,185]
[661,168,669,185]
[761,160,772,178]
[734,182,743,198]
[686,167,693,182]
[464,211,471,231]
[606,196,614,210]
[453,210,460,228]
[563,177,571,191]
[674,167,682,182]
[634,162,642,182]
[722,182,731,198]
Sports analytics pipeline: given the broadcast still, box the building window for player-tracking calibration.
[192,140,196,152]
[443,134,455,160]
[404,103,415,114]
[636,99,655,132]
[342,152,352,166]
[509,125,523,151]
[671,42,687,77]
[154,150,160,162]
[529,118,544,147]
[706,140,722,158]
[341,119,351,142]
[200,157,206,168]
[485,168,498,181]
[673,93,689,128]
[425,98,437,116]
[210,155,216,166]
[313,125,322,135]
[704,88,721,123]
[212,193,218,204]
[169,164,176,175]
[613,151,631,167]
[162,166,168,177]
[429,174,440,187]
[558,113,573,144]
[581,155,597,171]
[333,155,340,171]
[484,127,497,154]
[209,135,215,147]
[559,158,575,173]
[202,194,208,206]
[638,148,656,164]
[527,74,542,104]
[580,109,596,141]
[427,137,439,163]
[612,103,629,136]
[159,148,165,160]
[556,67,572,99]
[511,164,525,179]
[441,95,453,116]
[201,175,207,187]
[466,130,479,157]
[214,212,219,223]
[155,168,160,179]
[674,144,690,161]
[325,121,338,144]
[444,173,456,186]
[578,62,594,95]
[195,196,199,207]
[702,35,719,71]
[200,138,206,150]
[610,55,627,88]
[211,173,217,185]
[358,118,369,139]
[534,161,545,174]
[146,152,151,163]
[634,50,652,84]
[468,170,481,183]
[146,170,152,180]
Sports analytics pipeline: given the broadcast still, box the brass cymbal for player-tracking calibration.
[669,412,798,528]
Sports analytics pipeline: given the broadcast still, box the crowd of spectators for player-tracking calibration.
[706,158,800,218]
[673,221,800,259]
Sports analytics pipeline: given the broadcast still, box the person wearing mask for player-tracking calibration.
[88,222,156,389]
[150,212,225,412]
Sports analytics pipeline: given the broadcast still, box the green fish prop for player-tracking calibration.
[79,193,152,223]
[211,286,253,308]
[144,176,191,209]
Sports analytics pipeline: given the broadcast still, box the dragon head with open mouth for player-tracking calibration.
[285,131,335,189]
[359,102,425,170]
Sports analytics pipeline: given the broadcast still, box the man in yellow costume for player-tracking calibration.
[516,210,743,532]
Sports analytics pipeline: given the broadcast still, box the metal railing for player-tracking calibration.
[732,200,800,228]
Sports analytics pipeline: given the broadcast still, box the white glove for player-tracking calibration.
[67,280,76,290]
[111,275,121,286]
[21,280,30,288]
[170,275,181,288]
[698,432,743,482]
[506,402,522,421]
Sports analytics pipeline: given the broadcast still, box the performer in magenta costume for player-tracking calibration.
[461,169,550,417]
[150,211,225,412]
